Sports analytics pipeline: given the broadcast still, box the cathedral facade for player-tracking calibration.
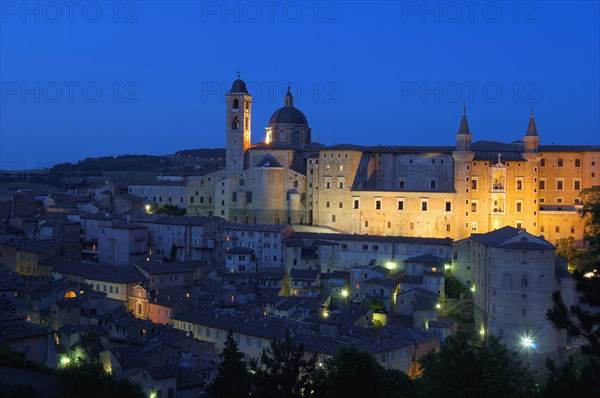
[187,77,600,244]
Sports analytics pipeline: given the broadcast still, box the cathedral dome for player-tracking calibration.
[229,78,248,94]
[269,106,308,126]
[268,86,308,127]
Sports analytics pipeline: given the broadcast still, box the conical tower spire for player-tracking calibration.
[526,105,538,136]
[455,104,473,152]
[458,103,471,135]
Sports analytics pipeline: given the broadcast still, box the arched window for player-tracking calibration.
[521,274,528,288]
[503,273,510,289]
[232,99,239,110]
[293,131,300,145]
[64,290,76,298]
[232,115,239,129]
[279,132,286,142]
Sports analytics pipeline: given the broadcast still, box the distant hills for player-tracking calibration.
[0,149,226,190]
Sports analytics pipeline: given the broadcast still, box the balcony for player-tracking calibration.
[490,184,505,193]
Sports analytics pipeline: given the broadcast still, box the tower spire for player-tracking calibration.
[526,106,538,136]
[458,104,470,135]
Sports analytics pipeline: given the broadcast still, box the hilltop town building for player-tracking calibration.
[187,77,599,244]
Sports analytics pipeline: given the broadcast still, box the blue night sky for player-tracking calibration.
[1,1,599,168]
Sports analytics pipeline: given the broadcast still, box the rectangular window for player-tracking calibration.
[430,179,437,189]
[471,202,477,212]
[339,182,344,189]
[574,180,581,190]
[397,199,404,210]
[557,180,564,190]
[540,158,545,167]
[326,201,330,208]
[399,179,405,189]
[375,199,381,210]
[516,180,523,190]
[445,202,451,212]
[516,202,522,212]
[421,201,428,211]
[539,180,546,190]
[353,199,359,209]
[246,192,252,203]
[232,192,237,202]
[575,159,581,167]
[471,179,478,190]
[339,202,343,208]
[558,159,564,167]
[471,221,477,232]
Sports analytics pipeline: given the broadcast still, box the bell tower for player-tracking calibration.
[225,73,252,176]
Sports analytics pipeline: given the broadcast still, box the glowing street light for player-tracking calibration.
[385,261,396,271]
[145,204,151,213]
[521,336,535,349]
[436,303,441,309]
[341,289,348,298]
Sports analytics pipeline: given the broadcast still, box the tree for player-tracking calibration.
[153,204,186,216]
[207,330,252,398]
[367,298,385,313]
[580,186,600,256]
[312,346,415,398]
[545,271,600,397]
[544,185,600,397]
[416,333,537,398]
[0,383,38,398]
[252,333,317,398]
[556,237,577,263]
[57,360,145,398]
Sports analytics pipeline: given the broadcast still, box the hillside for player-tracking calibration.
[0,149,226,190]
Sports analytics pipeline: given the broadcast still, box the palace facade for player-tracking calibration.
[187,77,600,244]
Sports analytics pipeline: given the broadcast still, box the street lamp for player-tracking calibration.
[521,336,536,349]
